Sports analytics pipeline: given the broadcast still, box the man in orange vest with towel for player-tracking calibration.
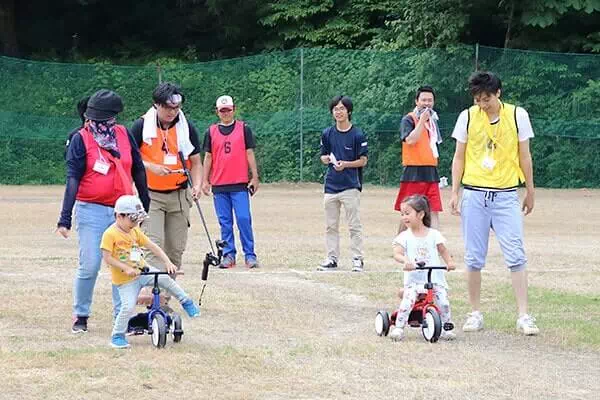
[131,83,203,284]
[394,86,443,233]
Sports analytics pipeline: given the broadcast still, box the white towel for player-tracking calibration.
[414,107,442,159]
[141,107,195,159]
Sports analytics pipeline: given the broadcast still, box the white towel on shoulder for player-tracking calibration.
[141,107,195,159]
[414,107,442,159]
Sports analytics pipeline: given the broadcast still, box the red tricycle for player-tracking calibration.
[375,264,454,343]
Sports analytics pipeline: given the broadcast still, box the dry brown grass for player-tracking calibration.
[1,184,599,400]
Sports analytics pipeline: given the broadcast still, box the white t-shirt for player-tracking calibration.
[392,228,448,289]
[451,106,535,143]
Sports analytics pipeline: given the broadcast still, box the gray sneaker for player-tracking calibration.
[317,258,338,271]
[351,257,364,272]
[219,254,236,269]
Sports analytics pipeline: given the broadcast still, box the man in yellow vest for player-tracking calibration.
[449,71,539,336]
[131,83,203,283]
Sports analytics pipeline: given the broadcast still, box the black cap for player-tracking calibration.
[84,89,124,121]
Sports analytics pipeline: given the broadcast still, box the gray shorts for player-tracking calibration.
[460,188,527,272]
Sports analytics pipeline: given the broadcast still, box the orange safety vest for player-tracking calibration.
[401,112,438,167]
[139,122,191,191]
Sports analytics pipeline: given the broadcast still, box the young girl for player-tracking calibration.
[100,195,200,349]
[390,194,456,341]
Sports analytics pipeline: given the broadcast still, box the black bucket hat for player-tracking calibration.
[84,89,124,121]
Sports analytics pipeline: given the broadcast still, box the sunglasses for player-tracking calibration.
[218,108,233,113]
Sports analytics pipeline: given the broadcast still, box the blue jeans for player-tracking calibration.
[213,191,256,260]
[111,267,190,336]
[73,201,120,317]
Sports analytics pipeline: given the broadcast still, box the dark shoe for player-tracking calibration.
[317,258,338,271]
[72,316,88,333]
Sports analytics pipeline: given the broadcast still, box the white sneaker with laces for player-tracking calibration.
[462,311,484,332]
[351,257,364,272]
[440,329,457,341]
[389,326,405,341]
[516,314,539,335]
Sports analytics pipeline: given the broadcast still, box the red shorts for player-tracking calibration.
[394,181,443,212]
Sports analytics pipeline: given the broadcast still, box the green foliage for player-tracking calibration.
[520,0,600,28]
[371,0,469,49]
[1,46,599,187]
[259,0,396,49]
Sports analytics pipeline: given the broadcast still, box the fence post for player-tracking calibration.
[299,48,304,182]
[475,43,479,71]
[157,61,162,84]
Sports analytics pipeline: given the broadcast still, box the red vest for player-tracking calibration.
[209,120,249,185]
[76,125,134,206]
[401,112,438,167]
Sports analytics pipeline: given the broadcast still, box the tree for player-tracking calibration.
[258,0,396,49]
[0,0,19,56]
[370,0,470,50]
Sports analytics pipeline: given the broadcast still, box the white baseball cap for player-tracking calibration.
[216,95,234,110]
[114,195,148,221]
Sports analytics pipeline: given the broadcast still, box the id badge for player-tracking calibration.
[130,247,142,262]
[92,160,110,175]
[482,156,496,171]
[164,154,178,165]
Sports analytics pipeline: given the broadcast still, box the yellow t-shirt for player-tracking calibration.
[100,224,150,285]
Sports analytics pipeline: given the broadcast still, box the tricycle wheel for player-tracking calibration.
[375,311,390,336]
[151,314,167,348]
[172,313,183,343]
[422,308,442,343]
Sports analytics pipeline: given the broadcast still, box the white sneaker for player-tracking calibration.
[516,314,540,336]
[351,257,364,272]
[440,330,457,341]
[462,311,484,332]
[389,327,405,342]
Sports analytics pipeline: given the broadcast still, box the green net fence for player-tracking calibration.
[1,45,599,187]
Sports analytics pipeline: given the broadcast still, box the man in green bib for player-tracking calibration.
[449,71,539,336]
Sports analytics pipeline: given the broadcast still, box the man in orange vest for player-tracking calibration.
[131,83,203,281]
[393,86,443,233]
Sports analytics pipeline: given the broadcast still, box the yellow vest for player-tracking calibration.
[463,102,525,189]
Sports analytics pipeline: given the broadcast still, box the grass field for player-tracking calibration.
[1,184,599,400]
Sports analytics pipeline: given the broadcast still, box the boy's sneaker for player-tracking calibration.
[110,334,130,349]
[389,327,405,342]
[440,329,457,341]
[516,314,539,336]
[71,316,88,333]
[182,299,200,318]
[245,257,259,269]
[317,258,338,271]
[351,257,364,272]
[219,254,236,269]
[462,311,484,332]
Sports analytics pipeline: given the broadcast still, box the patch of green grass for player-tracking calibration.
[310,272,600,349]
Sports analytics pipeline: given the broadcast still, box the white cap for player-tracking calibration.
[114,195,148,220]
[216,95,234,110]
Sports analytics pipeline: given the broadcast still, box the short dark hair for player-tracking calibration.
[469,71,502,97]
[416,86,435,101]
[152,82,185,106]
[329,95,353,120]
[77,96,90,124]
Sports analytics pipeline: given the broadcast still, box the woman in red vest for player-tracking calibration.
[56,89,150,334]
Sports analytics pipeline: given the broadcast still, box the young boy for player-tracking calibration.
[101,195,200,349]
